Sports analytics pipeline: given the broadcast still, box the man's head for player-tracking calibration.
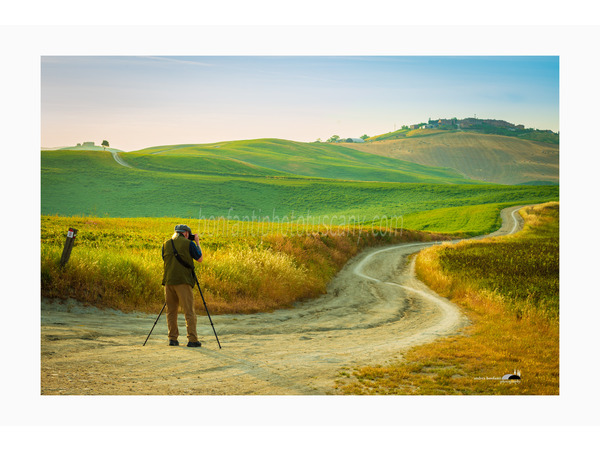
[174,224,192,239]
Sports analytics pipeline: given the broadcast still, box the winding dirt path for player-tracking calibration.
[40,206,524,395]
[109,150,134,168]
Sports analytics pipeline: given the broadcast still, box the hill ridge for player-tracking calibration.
[338,131,558,185]
[366,117,558,145]
[123,138,475,185]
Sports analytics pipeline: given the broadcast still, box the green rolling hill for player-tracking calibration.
[124,138,475,184]
[41,139,559,234]
[341,130,559,185]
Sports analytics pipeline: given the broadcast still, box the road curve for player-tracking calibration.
[109,150,134,168]
[40,206,525,395]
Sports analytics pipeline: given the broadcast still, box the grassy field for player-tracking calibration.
[126,138,473,183]
[341,131,559,185]
[41,138,559,322]
[400,203,507,235]
[41,215,449,315]
[338,202,559,395]
[41,148,558,226]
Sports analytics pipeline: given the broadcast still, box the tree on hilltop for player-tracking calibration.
[101,140,110,150]
[327,135,340,143]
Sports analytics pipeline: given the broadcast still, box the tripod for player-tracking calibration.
[143,271,221,348]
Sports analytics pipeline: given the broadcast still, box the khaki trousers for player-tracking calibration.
[165,284,198,343]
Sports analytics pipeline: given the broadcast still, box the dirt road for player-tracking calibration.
[109,150,134,168]
[40,206,524,395]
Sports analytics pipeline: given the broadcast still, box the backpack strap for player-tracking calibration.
[170,239,194,270]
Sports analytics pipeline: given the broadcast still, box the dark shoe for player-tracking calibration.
[187,341,202,348]
[169,340,179,346]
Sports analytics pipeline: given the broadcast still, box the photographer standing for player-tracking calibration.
[161,224,203,348]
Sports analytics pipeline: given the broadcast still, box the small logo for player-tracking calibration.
[474,369,522,382]
[502,369,522,381]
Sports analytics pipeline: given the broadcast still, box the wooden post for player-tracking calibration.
[60,227,78,267]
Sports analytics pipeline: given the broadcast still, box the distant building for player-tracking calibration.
[421,124,435,129]
[337,137,365,143]
[83,141,95,146]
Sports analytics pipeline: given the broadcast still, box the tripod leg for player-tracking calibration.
[143,302,167,346]
[193,271,222,349]
[198,282,222,349]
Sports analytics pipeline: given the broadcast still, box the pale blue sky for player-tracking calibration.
[41,56,559,151]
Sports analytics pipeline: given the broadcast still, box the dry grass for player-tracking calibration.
[337,202,559,395]
[41,215,450,315]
